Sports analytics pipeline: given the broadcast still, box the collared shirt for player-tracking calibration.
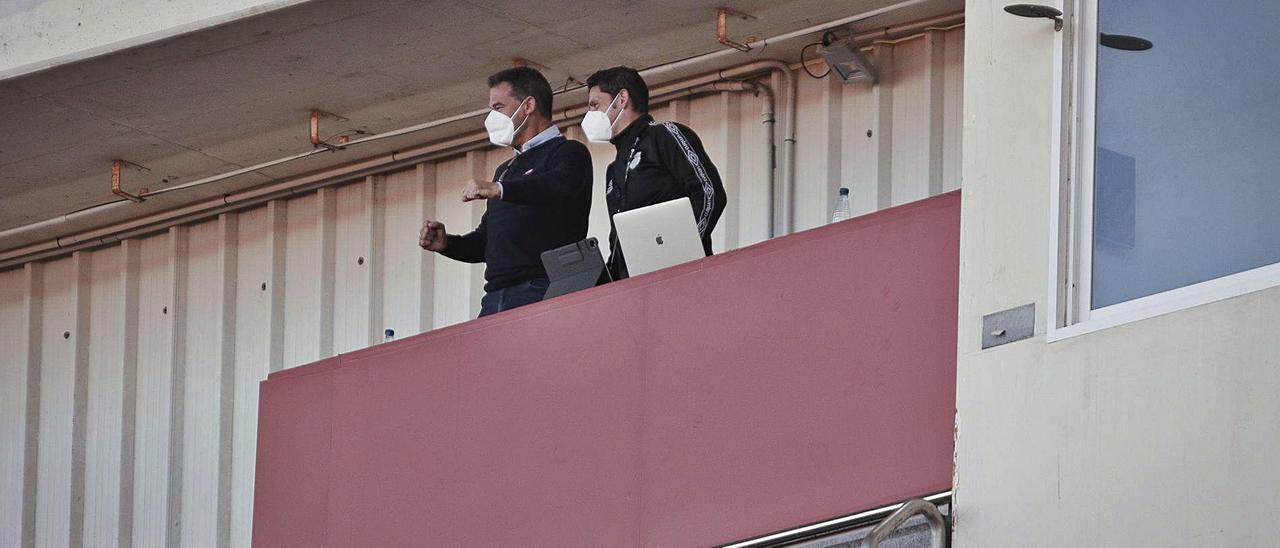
[497,125,562,199]
[520,125,561,153]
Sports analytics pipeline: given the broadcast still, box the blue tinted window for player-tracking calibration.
[1092,0,1280,308]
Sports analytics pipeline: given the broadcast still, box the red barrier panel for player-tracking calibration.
[253,192,960,547]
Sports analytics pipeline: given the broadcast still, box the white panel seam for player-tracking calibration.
[166,226,189,547]
[69,251,92,548]
[117,240,141,548]
[22,262,44,548]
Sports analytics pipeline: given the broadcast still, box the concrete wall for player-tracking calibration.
[954,2,1280,546]
[0,26,963,547]
[0,0,309,79]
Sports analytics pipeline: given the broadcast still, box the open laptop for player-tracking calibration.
[613,197,706,276]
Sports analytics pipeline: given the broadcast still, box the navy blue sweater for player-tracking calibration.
[441,136,593,291]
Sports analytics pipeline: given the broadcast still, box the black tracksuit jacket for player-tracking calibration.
[605,114,728,280]
[441,136,593,291]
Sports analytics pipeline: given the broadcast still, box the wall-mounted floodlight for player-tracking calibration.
[818,38,878,84]
[1003,3,1063,31]
[1099,33,1153,51]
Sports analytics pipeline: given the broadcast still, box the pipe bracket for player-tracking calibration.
[717,8,757,52]
[310,109,351,152]
[111,159,150,203]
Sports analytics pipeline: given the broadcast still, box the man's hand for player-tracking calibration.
[462,180,502,202]
[419,220,447,252]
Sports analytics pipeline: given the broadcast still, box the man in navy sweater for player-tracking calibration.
[419,67,593,317]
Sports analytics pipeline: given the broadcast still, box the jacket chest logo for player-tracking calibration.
[628,151,643,171]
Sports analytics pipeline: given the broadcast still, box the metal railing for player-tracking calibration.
[720,491,950,548]
[864,498,947,548]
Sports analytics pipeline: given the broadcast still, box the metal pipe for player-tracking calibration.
[131,50,810,207]
[721,61,795,237]
[870,20,966,46]
[0,0,945,266]
[0,80,774,270]
[637,0,933,78]
[0,75,779,267]
[3,73,790,263]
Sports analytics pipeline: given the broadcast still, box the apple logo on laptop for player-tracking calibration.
[655,235,664,245]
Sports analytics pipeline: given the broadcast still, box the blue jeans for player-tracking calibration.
[478,278,550,317]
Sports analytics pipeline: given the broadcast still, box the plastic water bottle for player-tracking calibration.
[831,187,852,223]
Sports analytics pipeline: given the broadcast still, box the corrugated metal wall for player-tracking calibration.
[0,27,962,548]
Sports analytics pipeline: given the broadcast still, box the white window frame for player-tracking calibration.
[1047,0,1280,342]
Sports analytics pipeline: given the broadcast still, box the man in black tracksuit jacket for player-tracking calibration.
[419,67,592,317]
[584,66,727,280]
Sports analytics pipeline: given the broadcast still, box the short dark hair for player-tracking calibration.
[586,66,649,114]
[487,67,553,118]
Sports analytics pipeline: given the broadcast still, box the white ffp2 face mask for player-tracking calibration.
[581,93,623,143]
[485,97,531,148]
